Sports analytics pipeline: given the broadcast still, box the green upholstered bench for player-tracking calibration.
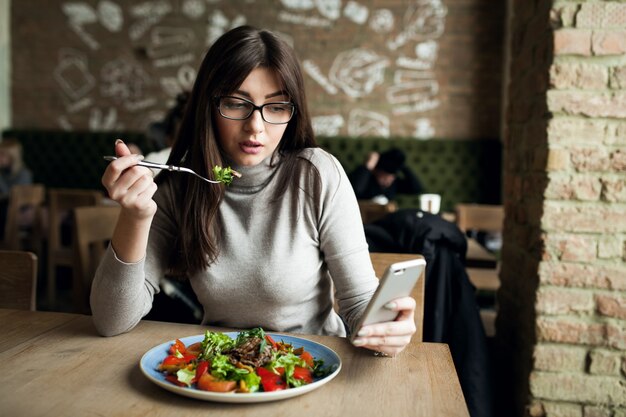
[316,137,501,212]
[2,130,154,193]
[3,130,501,211]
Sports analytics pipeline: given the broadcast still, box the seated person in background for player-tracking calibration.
[145,91,190,176]
[349,148,424,204]
[0,139,33,238]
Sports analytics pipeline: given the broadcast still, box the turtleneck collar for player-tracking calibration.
[225,153,281,193]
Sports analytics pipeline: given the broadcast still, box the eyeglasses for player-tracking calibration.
[215,96,296,125]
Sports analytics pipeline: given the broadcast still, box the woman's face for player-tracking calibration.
[214,67,290,167]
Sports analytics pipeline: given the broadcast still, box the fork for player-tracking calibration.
[103,156,222,184]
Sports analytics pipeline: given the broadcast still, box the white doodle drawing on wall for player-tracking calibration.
[315,0,342,20]
[177,65,197,90]
[67,97,93,113]
[303,60,338,95]
[387,70,438,104]
[62,2,100,50]
[343,1,368,25]
[414,118,434,139]
[182,0,206,19]
[281,0,314,9]
[147,26,195,59]
[89,107,123,131]
[58,116,73,131]
[348,109,389,138]
[329,49,389,98]
[125,97,158,112]
[54,48,95,101]
[206,10,247,46]
[129,0,172,41]
[277,11,331,27]
[97,0,123,32]
[368,9,394,33]
[387,0,447,50]
[397,40,438,70]
[312,115,344,136]
[100,58,151,104]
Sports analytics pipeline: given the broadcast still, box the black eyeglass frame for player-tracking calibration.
[214,95,296,125]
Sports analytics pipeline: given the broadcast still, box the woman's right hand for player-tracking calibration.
[102,139,158,221]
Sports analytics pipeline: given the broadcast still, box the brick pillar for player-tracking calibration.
[498,1,626,416]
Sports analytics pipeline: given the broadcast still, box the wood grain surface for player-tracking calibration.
[0,309,469,417]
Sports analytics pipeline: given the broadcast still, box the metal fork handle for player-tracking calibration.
[103,156,221,184]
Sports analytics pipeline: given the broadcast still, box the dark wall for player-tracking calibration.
[11,0,505,140]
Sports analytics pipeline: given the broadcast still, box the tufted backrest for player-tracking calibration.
[3,130,501,212]
[317,137,502,212]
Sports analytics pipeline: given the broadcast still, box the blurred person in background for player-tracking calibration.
[0,139,34,238]
[349,148,423,204]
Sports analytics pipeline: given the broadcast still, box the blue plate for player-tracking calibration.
[140,332,342,403]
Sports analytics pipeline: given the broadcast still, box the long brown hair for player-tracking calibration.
[159,26,317,276]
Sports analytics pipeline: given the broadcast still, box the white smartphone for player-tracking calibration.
[350,258,426,341]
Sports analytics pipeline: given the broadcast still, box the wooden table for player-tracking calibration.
[0,309,469,417]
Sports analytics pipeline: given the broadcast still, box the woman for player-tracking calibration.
[92,26,416,357]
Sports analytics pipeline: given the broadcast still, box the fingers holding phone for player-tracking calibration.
[351,296,417,357]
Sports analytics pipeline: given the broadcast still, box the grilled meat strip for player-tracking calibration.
[226,336,273,368]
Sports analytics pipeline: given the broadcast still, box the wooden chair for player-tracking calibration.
[0,250,38,310]
[72,204,120,313]
[455,203,504,337]
[0,184,45,252]
[46,188,103,309]
[369,252,425,342]
[358,200,398,224]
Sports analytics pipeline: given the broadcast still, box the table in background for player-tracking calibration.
[0,309,469,417]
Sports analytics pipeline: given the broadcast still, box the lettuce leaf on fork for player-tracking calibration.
[212,165,241,186]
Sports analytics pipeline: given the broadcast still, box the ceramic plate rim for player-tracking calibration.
[139,332,342,403]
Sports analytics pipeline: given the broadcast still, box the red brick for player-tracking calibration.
[550,62,609,90]
[601,176,626,203]
[537,287,595,315]
[569,146,611,172]
[530,371,626,405]
[537,317,606,345]
[596,294,626,320]
[554,29,593,56]
[539,261,626,291]
[545,174,602,201]
[543,401,583,417]
[551,3,580,28]
[547,117,608,145]
[547,91,626,119]
[542,233,598,262]
[610,149,626,172]
[592,31,626,56]
[534,344,587,372]
[597,235,624,259]
[577,3,626,29]
[584,405,614,417]
[543,203,626,233]
[607,323,626,350]
[611,67,626,89]
[588,349,622,375]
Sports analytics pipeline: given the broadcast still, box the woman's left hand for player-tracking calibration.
[351,296,417,357]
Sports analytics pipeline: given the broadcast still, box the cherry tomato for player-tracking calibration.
[169,339,187,355]
[293,366,313,383]
[197,374,237,392]
[299,351,314,368]
[257,367,286,392]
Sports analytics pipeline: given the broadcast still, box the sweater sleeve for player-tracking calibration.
[90,178,179,336]
[312,151,379,336]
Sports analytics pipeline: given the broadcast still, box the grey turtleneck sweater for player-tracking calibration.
[90,148,378,337]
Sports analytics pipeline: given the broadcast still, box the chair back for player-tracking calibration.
[72,204,120,313]
[46,188,103,308]
[358,200,397,224]
[1,184,45,251]
[455,204,504,233]
[0,250,37,310]
[369,252,425,342]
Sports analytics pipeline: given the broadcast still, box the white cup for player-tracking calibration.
[419,194,441,214]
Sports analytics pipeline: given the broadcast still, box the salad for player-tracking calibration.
[212,165,241,186]
[157,328,331,393]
